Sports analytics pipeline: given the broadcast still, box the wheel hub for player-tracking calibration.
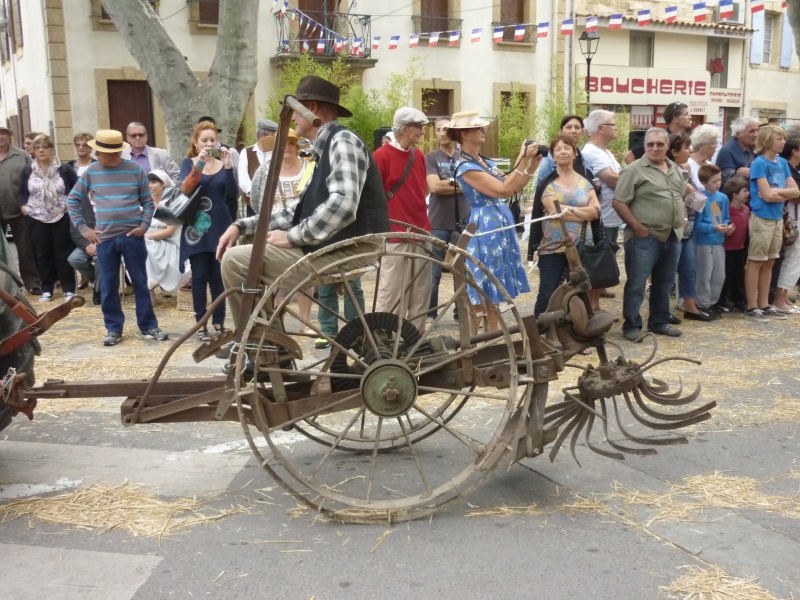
[360,359,417,417]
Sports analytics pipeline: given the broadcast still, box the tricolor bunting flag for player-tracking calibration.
[719,0,734,18]
[409,34,420,48]
[372,36,381,50]
[515,25,526,40]
[586,16,598,33]
[609,14,623,29]
[561,19,574,35]
[315,41,324,54]
[429,32,441,46]
[449,31,460,46]
[389,35,400,50]
[471,28,482,43]
[693,2,707,22]
[664,6,678,23]
[493,26,504,43]
[334,38,342,52]
[537,22,549,39]
[638,9,652,26]
[751,0,764,13]
[291,8,296,21]
[269,0,277,14]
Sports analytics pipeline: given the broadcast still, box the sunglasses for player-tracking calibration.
[645,142,667,148]
[128,133,147,138]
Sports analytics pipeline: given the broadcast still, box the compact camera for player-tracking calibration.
[207,148,222,159]
[524,140,549,157]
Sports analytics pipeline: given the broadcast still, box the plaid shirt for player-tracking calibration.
[238,121,369,247]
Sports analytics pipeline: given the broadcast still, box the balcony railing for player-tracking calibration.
[411,15,464,36]
[491,22,532,44]
[275,10,372,59]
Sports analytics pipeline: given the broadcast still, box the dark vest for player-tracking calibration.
[292,124,389,253]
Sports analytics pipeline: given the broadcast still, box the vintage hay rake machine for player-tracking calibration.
[2,98,715,523]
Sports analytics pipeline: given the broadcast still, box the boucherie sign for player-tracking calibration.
[582,66,711,105]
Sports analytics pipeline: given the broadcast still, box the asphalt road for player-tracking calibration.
[1,278,799,600]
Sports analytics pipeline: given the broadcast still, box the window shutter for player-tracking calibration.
[11,0,22,50]
[750,10,764,64]
[780,13,794,68]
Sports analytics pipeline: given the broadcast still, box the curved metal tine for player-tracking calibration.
[584,412,625,460]
[564,390,607,421]
[640,376,702,405]
[543,404,577,425]
[411,403,484,455]
[309,406,367,481]
[544,406,580,432]
[396,417,432,495]
[599,398,656,456]
[365,416,384,502]
[548,409,584,462]
[569,411,590,467]
[632,386,717,422]
[603,339,626,361]
[646,376,678,396]
[338,268,382,362]
[639,356,702,372]
[637,333,659,367]
[403,281,469,364]
[614,393,689,446]
[622,390,712,432]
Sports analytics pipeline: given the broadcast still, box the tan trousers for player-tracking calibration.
[221,241,379,328]
[375,241,432,333]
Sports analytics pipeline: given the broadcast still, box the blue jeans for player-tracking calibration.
[677,235,696,300]
[622,232,681,333]
[317,278,364,338]
[96,233,158,334]
[428,228,459,318]
[534,253,569,316]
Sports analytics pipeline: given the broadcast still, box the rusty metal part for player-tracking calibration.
[0,294,85,358]
[3,370,36,419]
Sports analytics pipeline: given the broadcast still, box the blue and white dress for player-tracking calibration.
[455,158,530,305]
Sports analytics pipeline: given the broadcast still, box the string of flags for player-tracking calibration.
[270,0,785,56]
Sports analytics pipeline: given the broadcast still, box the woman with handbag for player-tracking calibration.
[446,111,542,333]
[668,133,714,322]
[17,134,78,303]
[534,135,602,315]
[179,121,237,341]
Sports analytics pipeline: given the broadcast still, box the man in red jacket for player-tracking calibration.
[373,107,432,333]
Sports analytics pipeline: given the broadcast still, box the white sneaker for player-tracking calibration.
[64,292,74,301]
[39,292,52,303]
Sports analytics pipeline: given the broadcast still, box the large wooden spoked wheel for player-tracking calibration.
[233,232,534,522]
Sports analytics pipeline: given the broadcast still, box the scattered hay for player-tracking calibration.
[465,503,546,518]
[663,564,784,600]
[0,481,247,537]
[35,397,117,413]
[611,471,800,525]
[712,395,800,427]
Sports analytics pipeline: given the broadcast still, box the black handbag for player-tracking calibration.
[578,217,620,289]
[153,185,204,226]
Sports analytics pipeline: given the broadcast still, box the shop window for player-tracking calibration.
[707,38,729,88]
[629,32,653,68]
[763,14,774,63]
[422,88,453,118]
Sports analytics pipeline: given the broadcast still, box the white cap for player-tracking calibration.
[393,107,429,129]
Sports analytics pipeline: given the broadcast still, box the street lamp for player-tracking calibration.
[578,30,600,105]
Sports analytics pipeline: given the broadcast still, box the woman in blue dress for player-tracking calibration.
[179,121,238,340]
[445,111,543,332]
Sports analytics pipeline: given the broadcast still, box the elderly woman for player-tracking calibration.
[446,111,542,333]
[67,132,96,177]
[179,121,237,341]
[668,133,713,323]
[534,135,601,316]
[688,124,721,191]
[145,170,182,301]
[17,134,78,302]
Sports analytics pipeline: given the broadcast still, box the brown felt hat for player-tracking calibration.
[293,75,352,118]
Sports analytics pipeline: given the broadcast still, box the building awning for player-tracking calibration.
[578,15,752,39]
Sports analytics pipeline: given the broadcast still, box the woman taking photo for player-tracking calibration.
[534,135,601,316]
[445,111,543,333]
[179,121,237,341]
[145,170,182,303]
[668,133,713,322]
[17,134,77,303]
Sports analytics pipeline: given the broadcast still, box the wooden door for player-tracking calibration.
[107,80,155,145]
[500,0,524,41]
[421,0,448,32]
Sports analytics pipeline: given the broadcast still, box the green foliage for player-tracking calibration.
[498,92,536,161]
[533,84,589,145]
[263,55,428,150]
[608,109,631,163]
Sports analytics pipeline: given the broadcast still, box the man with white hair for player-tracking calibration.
[372,107,432,332]
[613,128,686,341]
[715,116,758,186]
[582,110,624,244]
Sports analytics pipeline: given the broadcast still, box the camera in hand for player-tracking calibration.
[207,148,222,159]
[525,140,549,157]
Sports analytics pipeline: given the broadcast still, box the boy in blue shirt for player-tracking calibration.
[694,164,732,317]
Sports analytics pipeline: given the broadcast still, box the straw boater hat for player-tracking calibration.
[88,129,129,153]
[444,111,491,130]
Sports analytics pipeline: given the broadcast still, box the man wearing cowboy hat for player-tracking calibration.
[238,119,279,216]
[122,122,180,184]
[0,125,42,294]
[217,75,389,331]
[373,107,432,333]
[67,129,169,346]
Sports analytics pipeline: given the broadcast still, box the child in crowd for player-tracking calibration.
[694,164,732,317]
[745,125,800,323]
[719,177,750,312]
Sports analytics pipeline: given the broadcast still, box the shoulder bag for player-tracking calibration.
[153,185,204,226]
[578,217,620,289]
[783,202,799,248]
[385,149,415,200]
